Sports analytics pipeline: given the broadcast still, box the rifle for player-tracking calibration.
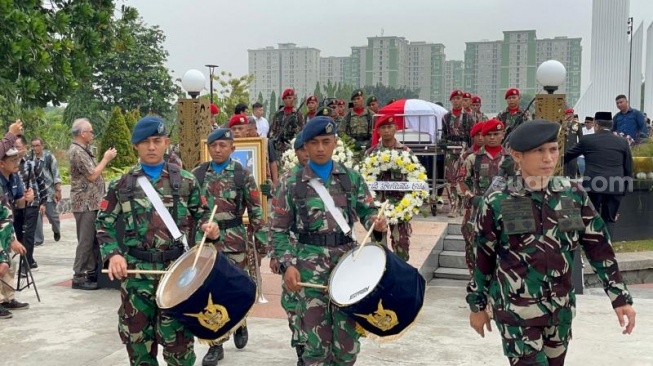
[503,95,537,146]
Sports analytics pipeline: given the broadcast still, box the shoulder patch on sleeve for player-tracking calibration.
[100,198,109,211]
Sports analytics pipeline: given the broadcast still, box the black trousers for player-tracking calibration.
[13,207,39,266]
[588,192,623,235]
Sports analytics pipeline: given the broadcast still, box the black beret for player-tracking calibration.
[131,116,166,144]
[302,116,337,142]
[207,128,233,144]
[594,111,612,121]
[316,106,332,117]
[366,95,377,106]
[294,131,305,150]
[509,120,560,152]
[351,89,364,100]
[584,116,594,121]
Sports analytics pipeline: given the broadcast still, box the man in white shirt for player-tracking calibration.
[252,102,269,137]
[577,116,595,177]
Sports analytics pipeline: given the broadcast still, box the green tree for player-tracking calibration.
[203,71,254,126]
[520,93,535,111]
[0,0,116,108]
[268,90,278,121]
[313,81,323,102]
[100,107,136,168]
[63,86,111,138]
[363,83,419,106]
[323,80,337,98]
[124,109,140,132]
[93,7,181,116]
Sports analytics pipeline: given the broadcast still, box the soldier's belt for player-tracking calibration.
[217,217,243,229]
[298,233,355,247]
[128,247,183,263]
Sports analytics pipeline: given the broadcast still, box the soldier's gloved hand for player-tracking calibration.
[283,266,301,292]
[260,182,271,197]
[107,254,128,281]
[201,222,220,240]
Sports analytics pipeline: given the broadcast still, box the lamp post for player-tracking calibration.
[535,59,584,293]
[627,17,633,102]
[178,69,212,169]
[205,64,219,105]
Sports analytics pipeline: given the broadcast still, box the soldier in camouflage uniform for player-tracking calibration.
[269,132,309,366]
[462,91,473,115]
[269,88,305,160]
[467,120,636,366]
[470,95,489,123]
[97,116,219,366]
[562,109,583,179]
[459,120,509,273]
[270,116,387,366]
[366,95,379,114]
[365,115,415,261]
[305,96,318,123]
[333,100,346,129]
[192,127,264,366]
[441,90,475,217]
[497,88,531,138]
[342,89,375,151]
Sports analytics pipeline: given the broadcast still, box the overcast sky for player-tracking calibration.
[123,0,652,94]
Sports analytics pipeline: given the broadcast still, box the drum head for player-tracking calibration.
[329,244,386,307]
[156,246,217,309]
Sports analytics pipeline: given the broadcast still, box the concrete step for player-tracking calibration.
[438,250,467,269]
[447,223,462,235]
[428,277,470,287]
[433,267,471,281]
[443,235,465,252]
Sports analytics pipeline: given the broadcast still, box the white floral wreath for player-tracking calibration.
[280,135,355,173]
[358,149,429,225]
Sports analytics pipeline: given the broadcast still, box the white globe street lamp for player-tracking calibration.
[536,60,567,94]
[181,69,206,98]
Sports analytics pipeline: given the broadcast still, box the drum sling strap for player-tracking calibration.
[122,164,186,262]
[294,164,355,245]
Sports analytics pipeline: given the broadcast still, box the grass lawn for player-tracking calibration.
[612,240,653,253]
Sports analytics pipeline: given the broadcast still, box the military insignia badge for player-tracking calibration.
[239,117,245,123]
[322,108,329,115]
[184,293,231,332]
[325,122,334,134]
[497,124,502,130]
[225,131,231,138]
[355,300,399,332]
[388,117,394,123]
[157,122,165,134]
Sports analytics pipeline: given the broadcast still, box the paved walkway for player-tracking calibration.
[1,218,652,365]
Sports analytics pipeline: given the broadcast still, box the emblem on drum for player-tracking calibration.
[184,293,230,332]
[354,299,399,332]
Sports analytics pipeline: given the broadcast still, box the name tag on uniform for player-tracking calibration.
[501,197,537,235]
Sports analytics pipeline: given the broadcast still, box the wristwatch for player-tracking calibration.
[279,261,291,275]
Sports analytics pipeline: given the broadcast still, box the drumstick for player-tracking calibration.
[297,281,328,290]
[192,204,219,269]
[101,269,169,275]
[353,200,390,261]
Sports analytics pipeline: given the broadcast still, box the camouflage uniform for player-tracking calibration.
[333,116,345,131]
[364,141,414,261]
[467,176,633,365]
[270,164,307,350]
[470,111,489,124]
[563,120,583,178]
[497,108,531,136]
[0,191,15,267]
[459,146,510,272]
[270,163,378,365]
[441,111,475,213]
[97,163,210,366]
[342,108,374,151]
[269,109,305,160]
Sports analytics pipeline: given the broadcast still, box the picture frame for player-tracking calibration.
[202,137,268,222]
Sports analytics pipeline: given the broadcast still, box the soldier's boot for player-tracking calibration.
[202,345,224,366]
[233,325,248,349]
[295,345,305,366]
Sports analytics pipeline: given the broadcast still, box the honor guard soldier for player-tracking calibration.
[459,119,509,272]
[270,116,387,365]
[563,108,583,179]
[497,88,531,137]
[269,88,305,160]
[365,115,416,261]
[366,95,379,114]
[467,120,636,366]
[470,96,489,123]
[97,116,220,366]
[269,131,309,366]
[462,91,473,114]
[192,127,265,366]
[334,100,346,128]
[305,96,318,123]
[342,89,375,151]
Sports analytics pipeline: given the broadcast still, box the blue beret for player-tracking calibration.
[207,128,233,144]
[302,116,337,142]
[294,131,304,150]
[509,120,560,152]
[131,116,166,144]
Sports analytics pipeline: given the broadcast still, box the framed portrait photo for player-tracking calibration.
[202,137,268,221]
